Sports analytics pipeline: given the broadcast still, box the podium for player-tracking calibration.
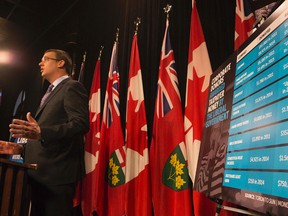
[0,158,37,216]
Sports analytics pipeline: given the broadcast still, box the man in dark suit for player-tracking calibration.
[6,49,89,216]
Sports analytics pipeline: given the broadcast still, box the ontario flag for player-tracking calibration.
[125,33,152,216]
[95,41,126,216]
[235,0,255,50]
[81,51,102,215]
[184,1,215,215]
[150,18,192,216]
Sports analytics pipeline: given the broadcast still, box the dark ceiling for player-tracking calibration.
[0,0,280,52]
[0,0,81,50]
[0,0,285,144]
[0,0,84,98]
[0,0,85,141]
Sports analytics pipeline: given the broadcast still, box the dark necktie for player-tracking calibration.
[40,84,54,107]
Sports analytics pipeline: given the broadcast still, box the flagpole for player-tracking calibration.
[77,51,87,82]
[114,28,119,66]
[115,28,119,43]
[82,51,87,63]
[98,46,104,60]
[164,4,172,20]
[134,17,141,35]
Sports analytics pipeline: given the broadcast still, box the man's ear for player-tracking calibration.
[57,59,65,68]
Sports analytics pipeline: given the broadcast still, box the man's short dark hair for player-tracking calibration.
[45,49,72,74]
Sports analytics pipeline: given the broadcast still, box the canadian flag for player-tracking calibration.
[184,0,212,188]
[185,1,242,215]
[184,1,216,215]
[81,53,101,215]
[125,33,152,216]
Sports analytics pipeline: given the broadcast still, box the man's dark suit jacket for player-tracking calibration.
[24,78,89,186]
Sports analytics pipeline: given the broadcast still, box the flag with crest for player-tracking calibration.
[235,0,255,50]
[125,33,152,216]
[150,17,192,216]
[95,41,126,216]
[81,50,102,215]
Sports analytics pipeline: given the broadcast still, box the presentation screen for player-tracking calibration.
[194,1,288,215]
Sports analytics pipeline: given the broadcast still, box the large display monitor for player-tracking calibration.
[194,1,288,215]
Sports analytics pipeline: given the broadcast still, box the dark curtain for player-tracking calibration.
[0,0,235,142]
[0,0,236,213]
[78,0,235,141]
[0,0,282,214]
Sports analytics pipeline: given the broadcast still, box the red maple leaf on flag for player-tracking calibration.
[81,55,101,216]
[125,34,152,216]
[184,1,217,215]
[185,2,243,215]
[184,0,212,187]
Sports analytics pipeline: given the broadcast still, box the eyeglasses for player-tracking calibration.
[41,56,60,62]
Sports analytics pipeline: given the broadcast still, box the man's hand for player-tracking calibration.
[0,141,23,154]
[9,112,41,140]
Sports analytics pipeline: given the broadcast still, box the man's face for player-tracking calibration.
[39,51,60,78]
